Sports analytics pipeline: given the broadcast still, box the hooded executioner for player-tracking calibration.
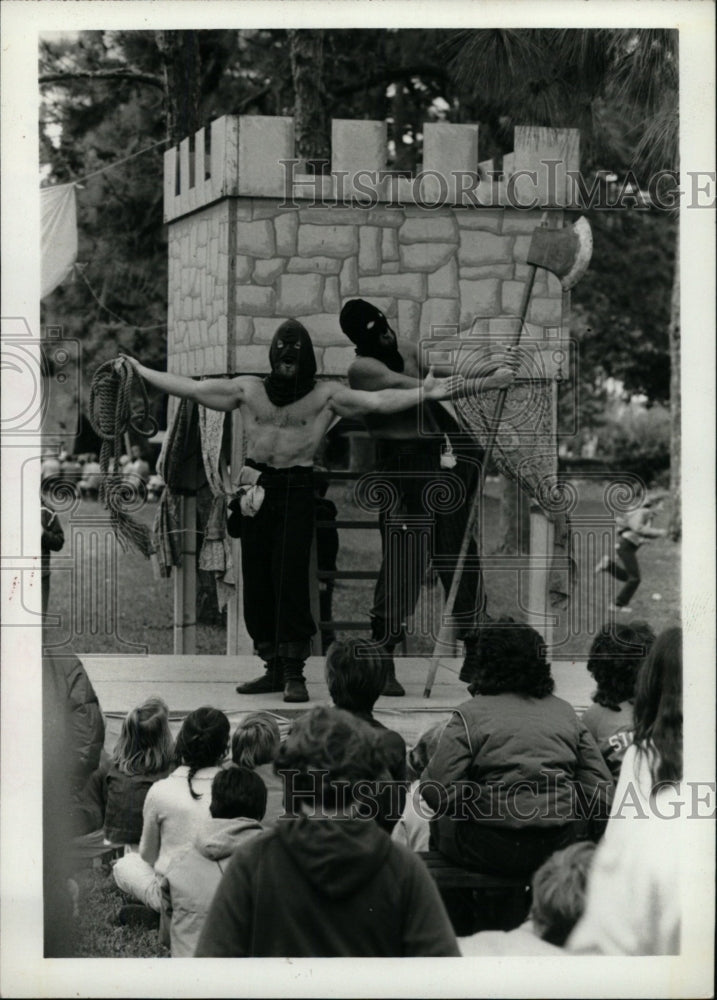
[122,320,465,703]
[340,298,516,695]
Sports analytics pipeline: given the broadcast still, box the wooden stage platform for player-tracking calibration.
[81,654,594,752]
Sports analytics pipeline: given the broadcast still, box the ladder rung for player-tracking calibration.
[317,520,377,529]
[317,570,377,580]
[321,620,372,630]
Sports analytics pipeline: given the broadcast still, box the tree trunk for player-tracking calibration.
[155,30,202,146]
[668,236,681,541]
[288,30,330,168]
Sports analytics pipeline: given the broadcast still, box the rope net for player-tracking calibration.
[88,358,156,558]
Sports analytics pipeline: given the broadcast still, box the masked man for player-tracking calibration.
[339,299,516,695]
[123,319,462,703]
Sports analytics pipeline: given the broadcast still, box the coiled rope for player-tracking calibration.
[88,357,157,558]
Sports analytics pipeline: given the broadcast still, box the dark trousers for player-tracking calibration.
[370,439,483,645]
[607,537,641,607]
[432,813,578,877]
[240,463,316,662]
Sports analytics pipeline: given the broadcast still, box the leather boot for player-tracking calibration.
[371,620,405,697]
[282,658,309,703]
[382,658,406,697]
[235,659,283,695]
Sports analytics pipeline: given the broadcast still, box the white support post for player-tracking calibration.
[173,495,197,654]
[527,504,555,659]
[226,409,252,655]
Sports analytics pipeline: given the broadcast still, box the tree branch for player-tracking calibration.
[39,70,165,92]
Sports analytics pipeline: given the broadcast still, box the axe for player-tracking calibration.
[423,216,593,698]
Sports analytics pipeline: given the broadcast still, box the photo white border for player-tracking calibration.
[1,1,714,996]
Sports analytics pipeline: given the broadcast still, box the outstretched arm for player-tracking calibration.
[421,347,519,390]
[328,370,464,419]
[120,355,246,412]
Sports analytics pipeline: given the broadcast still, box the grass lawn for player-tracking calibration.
[45,478,680,662]
[71,864,169,959]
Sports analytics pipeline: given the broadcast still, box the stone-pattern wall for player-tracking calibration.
[165,115,577,377]
[167,199,566,376]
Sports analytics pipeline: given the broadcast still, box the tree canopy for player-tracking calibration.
[40,28,677,442]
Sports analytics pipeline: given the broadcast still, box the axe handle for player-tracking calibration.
[423,264,538,698]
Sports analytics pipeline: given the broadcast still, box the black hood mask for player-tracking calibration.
[339,299,404,373]
[264,319,317,407]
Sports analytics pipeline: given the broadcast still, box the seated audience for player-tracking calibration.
[583,621,656,778]
[569,626,683,955]
[325,638,408,831]
[79,453,101,501]
[80,697,174,848]
[161,767,267,957]
[460,841,596,955]
[231,713,285,828]
[113,706,230,916]
[195,706,460,957]
[421,621,614,877]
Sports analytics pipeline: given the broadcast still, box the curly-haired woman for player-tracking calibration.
[582,621,656,778]
[420,621,614,877]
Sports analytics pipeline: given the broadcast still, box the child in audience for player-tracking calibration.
[113,706,230,918]
[325,638,408,831]
[460,841,596,955]
[325,638,407,781]
[569,626,683,955]
[583,621,656,778]
[196,706,460,957]
[231,713,284,827]
[161,767,267,957]
[421,621,614,877]
[83,697,175,848]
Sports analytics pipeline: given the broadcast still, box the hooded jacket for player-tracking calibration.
[195,814,459,957]
[161,816,264,957]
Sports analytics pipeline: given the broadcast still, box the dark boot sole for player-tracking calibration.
[235,676,284,695]
[283,682,309,703]
[382,678,406,697]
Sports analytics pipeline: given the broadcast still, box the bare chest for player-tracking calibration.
[244,384,322,424]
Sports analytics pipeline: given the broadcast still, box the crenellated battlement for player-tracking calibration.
[164,114,579,380]
[163,115,580,223]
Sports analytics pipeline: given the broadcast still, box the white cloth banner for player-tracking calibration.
[41,183,78,298]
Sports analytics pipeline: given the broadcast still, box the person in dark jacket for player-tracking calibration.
[195,706,460,957]
[43,652,105,954]
[421,621,614,877]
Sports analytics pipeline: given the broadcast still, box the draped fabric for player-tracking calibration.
[454,379,575,609]
[197,406,235,610]
[41,184,78,298]
[151,399,190,579]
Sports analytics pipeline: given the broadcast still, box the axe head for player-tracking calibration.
[526,216,593,290]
